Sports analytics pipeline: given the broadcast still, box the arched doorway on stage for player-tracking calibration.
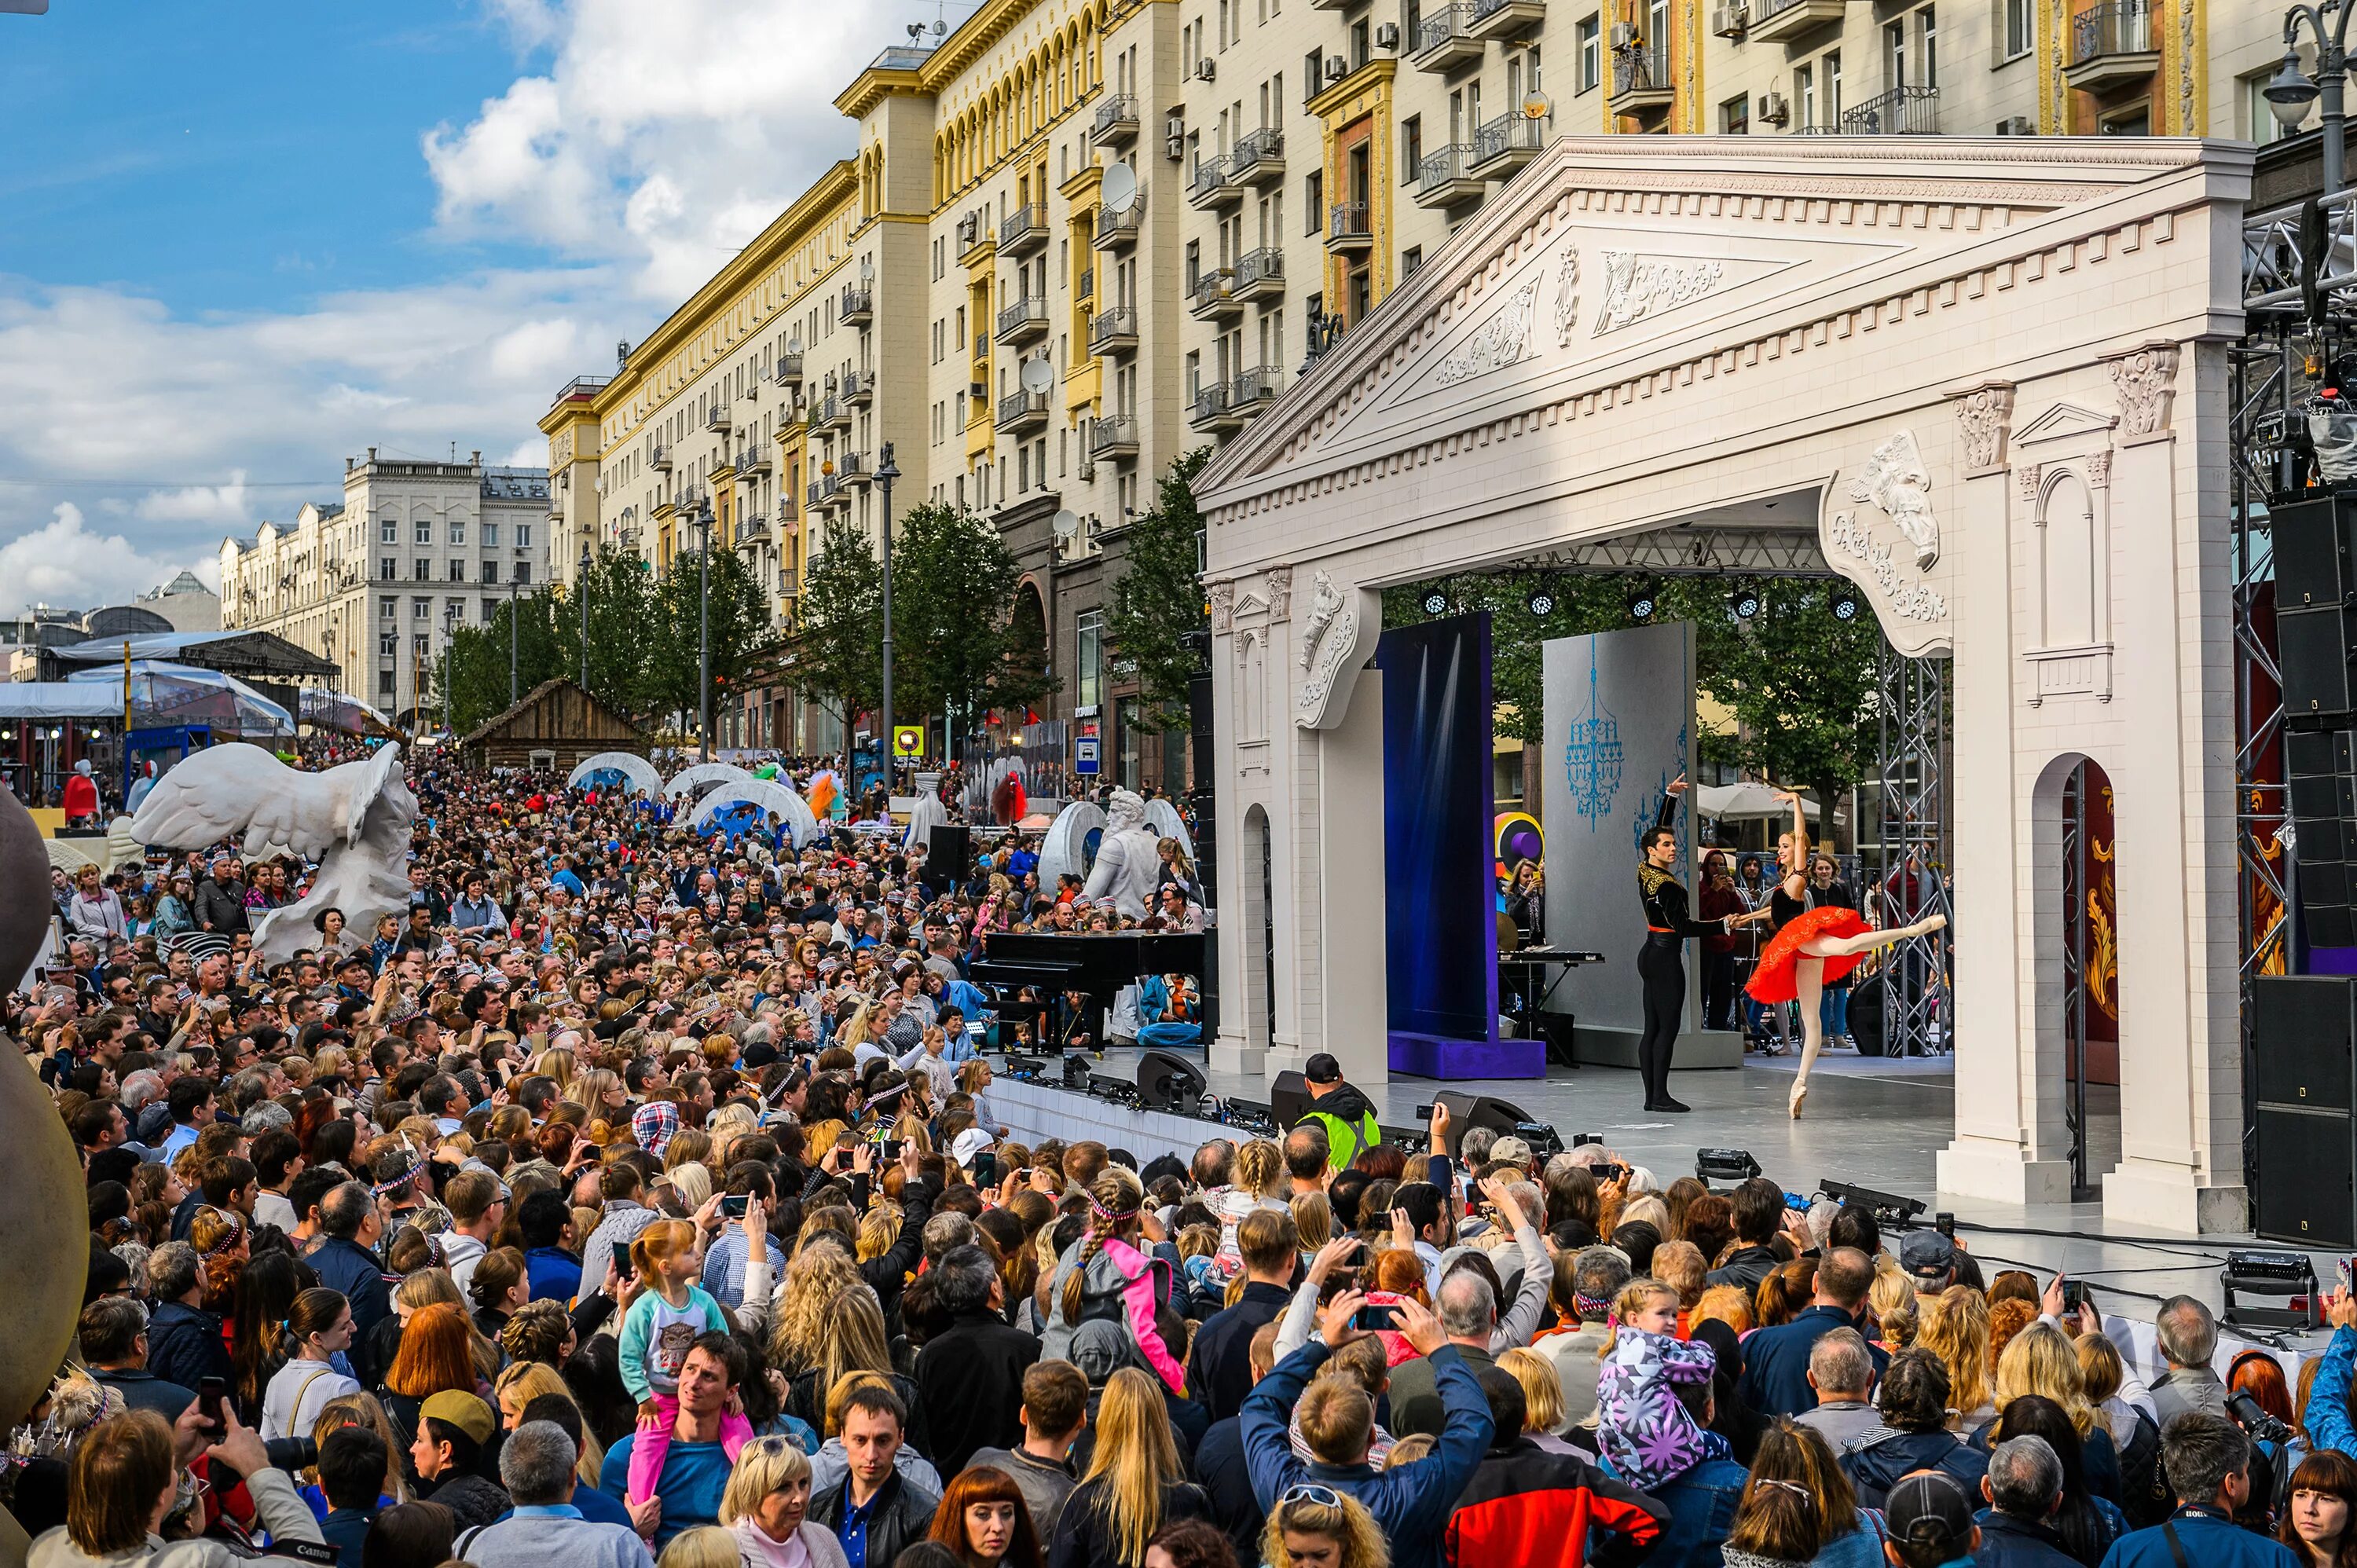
[1239,803,1276,1055]
[2036,752,2121,1199]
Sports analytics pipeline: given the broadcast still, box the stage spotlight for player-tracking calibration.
[2222,1250,2322,1332]
[1525,584,1558,618]
[1696,1148,1762,1188]
[1627,588,1658,622]
[1830,588,1862,622]
[1420,589,1450,617]
[1729,587,1763,620]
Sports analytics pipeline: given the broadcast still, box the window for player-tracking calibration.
[483,561,500,585]
[482,522,498,547]
[413,634,430,661]
[2249,71,2297,143]
[449,559,467,582]
[415,519,431,545]
[2003,0,2030,58]
[378,670,396,697]
[1402,245,1424,276]
[1401,114,1423,182]
[379,595,395,619]
[1305,170,1323,231]
[1919,7,1937,87]
[1350,18,1369,68]
[445,597,464,623]
[1721,93,1750,133]
[380,519,397,544]
[1885,20,1905,86]
[515,562,530,584]
[517,524,532,549]
[1825,49,1842,118]
[1578,16,1601,92]
[380,557,397,581]
[412,596,430,620]
[379,631,398,657]
[1797,64,1816,129]
[1303,48,1322,101]
[1076,610,1104,708]
[415,559,432,582]
[482,597,499,621]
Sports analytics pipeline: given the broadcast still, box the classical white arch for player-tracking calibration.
[566,752,660,796]
[1037,800,1106,893]
[663,761,753,800]
[1196,135,2250,1235]
[688,779,823,848]
[1143,797,1193,863]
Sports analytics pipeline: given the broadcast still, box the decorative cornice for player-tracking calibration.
[1306,58,1397,121]
[1951,381,2017,478]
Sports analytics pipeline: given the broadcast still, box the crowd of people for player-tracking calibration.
[8,749,2348,1568]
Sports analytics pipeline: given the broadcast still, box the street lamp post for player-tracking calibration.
[2269,17,2351,193]
[578,541,592,690]
[442,603,459,738]
[508,578,519,708]
[695,496,715,763]
[875,441,900,795]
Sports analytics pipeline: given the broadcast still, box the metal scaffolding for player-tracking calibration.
[1867,640,1952,1057]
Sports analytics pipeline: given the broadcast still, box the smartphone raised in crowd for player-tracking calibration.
[721,1194,750,1219]
[613,1240,636,1279]
[1354,1302,1398,1332]
[197,1376,228,1432]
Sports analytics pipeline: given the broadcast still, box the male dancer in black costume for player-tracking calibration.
[1633,777,1732,1112]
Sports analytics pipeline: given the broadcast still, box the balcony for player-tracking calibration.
[1414,143,1486,207]
[1468,0,1546,40]
[1092,93,1140,146]
[1471,111,1549,177]
[705,404,731,432]
[814,394,851,434]
[1094,197,1144,251]
[1328,201,1374,253]
[1189,267,1242,320]
[840,451,871,487]
[739,446,773,477]
[1090,306,1140,357]
[651,445,673,472]
[995,295,1049,345]
[1089,414,1139,461]
[1077,267,1094,306]
[1233,247,1285,302]
[774,354,802,389]
[735,515,770,546]
[1746,0,1847,41]
[1001,203,1050,257]
[1230,366,1281,417]
[1188,153,1236,210]
[1608,43,1675,112]
[997,390,1050,433]
[1230,126,1286,188]
[1413,5,1485,70]
[1190,383,1239,431]
[1839,83,1941,133]
[844,368,874,408]
[2066,0,2159,90]
[840,287,874,327]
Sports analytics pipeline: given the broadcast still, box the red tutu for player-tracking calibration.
[1744,906,1871,1004]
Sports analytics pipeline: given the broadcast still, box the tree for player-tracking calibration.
[1380,570,1632,742]
[889,500,1054,757]
[1105,447,1213,729]
[645,540,783,736]
[791,515,885,736]
[579,546,660,720]
[438,588,569,737]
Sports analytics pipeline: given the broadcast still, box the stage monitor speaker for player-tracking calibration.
[2278,604,2357,724]
[2255,1103,2357,1248]
[1270,1071,1310,1130]
[2253,975,2357,1111]
[1431,1090,1542,1138]
[926,824,970,878]
[2273,496,2357,609]
[1135,1049,1207,1112]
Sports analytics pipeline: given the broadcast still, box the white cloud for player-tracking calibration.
[134,471,251,526]
[0,504,208,616]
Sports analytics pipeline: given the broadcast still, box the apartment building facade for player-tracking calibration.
[548,0,2286,775]
[219,453,549,725]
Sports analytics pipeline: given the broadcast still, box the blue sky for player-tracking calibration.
[0,0,915,611]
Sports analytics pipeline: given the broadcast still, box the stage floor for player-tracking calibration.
[1068,1040,2268,1323]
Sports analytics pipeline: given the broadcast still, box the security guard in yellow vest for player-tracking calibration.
[1295,1052,1381,1174]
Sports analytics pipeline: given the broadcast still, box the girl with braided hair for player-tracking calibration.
[1040,1166,1186,1395]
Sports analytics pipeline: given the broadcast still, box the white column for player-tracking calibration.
[1312,666,1389,1088]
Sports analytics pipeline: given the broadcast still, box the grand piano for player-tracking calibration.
[968,930,1208,1053]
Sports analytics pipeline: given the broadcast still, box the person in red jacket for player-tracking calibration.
[1446,1367,1670,1568]
[60,759,99,826]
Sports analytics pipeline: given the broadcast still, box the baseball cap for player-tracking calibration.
[951,1127,995,1166]
[1898,1231,1958,1284]
[1304,1053,1343,1085]
[1885,1471,1976,1563]
[1490,1134,1534,1168]
[420,1389,496,1447]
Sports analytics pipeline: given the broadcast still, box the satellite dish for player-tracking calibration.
[860,257,875,282]
[1523,90,1554,119]
[1102,162,1138,214]
[1020,355,1056,395]
[1053,509,1082,540]
[787,334,803,355]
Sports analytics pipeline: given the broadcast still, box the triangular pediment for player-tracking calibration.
[2011,401,2119,446]
[1199,135,2212,504]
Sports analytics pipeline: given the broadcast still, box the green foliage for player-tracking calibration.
[1380,571,1634,742]
[790,515,885,732]
[581,547,658,717]
[1105,447,1213,730]
[438,587,570,736]
[643,540,783,735]
[889,500,1054,755]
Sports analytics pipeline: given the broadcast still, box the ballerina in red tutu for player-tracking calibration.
[1734,789,1945,1119]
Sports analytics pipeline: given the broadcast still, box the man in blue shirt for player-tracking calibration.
[599,1335,742,1551]
[1737,1247,1888,1417]
[2095,1412,2300,1568]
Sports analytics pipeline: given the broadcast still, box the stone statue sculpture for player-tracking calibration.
[133,743,417,966]
[0,788,94,1555]
[1080,786,1164,920]
[1849,429,1940,570]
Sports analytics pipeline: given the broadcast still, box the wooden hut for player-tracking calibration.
[460,680,643,772]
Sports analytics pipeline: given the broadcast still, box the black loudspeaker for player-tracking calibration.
[1432,1090,1541,1138]
[1135,1050,1207,1112]
[2289,730,2357,946]
[2273,496,2357,610]
[1270,1070,1310,1130]
[2253,974,2357,1247]
[926,825,970,881]
[2278,605,2357,725]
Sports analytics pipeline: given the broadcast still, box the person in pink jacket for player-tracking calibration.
[1038,1167,1187,1395]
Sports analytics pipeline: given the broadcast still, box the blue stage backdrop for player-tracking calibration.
[1377,614,1534,1077]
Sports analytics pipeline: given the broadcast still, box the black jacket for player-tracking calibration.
[1191,1416,1262,1562]
[146,1299,231,1393]
[1048,1478,1211,1568]
[193,877,249,934]
[915,1307,1043,1474]
[1840,1427,1991,1511]
[1185,1282,1292,1423]
[419,1471,509,1533]
[811,1467,939,1568]
[1972,1511,2082,1568]
[92,1365,195,1420]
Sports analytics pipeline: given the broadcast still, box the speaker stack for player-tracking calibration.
[2276,497,2357,947]
[2252,974,2357,1247]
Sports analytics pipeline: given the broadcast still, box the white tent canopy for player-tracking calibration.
[566,751,662,795]
[663,761,753,800]
[688,778,823,848]
[1695,783,1827,822]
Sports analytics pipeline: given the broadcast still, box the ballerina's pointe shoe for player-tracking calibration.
[1789,1079,1809,1119]
[1912,914,1948,937]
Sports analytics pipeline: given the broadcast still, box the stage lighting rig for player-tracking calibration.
[1087,1073,1142,1107]
[1420,589,1450,617]
[1818,1179,1929,1228]
[1696,1149,1762,1188]
[1515,1121,1566,1159]
[1830,588,1861,622]
[1627,588,1658,621]
[1063,1054,1092,1090]
[2221,1250,2323,1332]
[1526,584,1559,618]
[1729,585,1763,620]
[1218,1097,1281,1137]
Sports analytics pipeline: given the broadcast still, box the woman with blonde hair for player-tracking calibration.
[2074,1329,2157,1451]
[1915,1286,1992,1430]
[1290,1191,1333,1253]
[1725,1419,1879,1568]
[1497,1347,1581,1452]
[720,1432,850,1567]
[664,1129,712,1171]
[1690,1284,1754,1338]
[492,1360,604,1488]
[1992,1321,2125,1498]
[767,1243,868,1376]
[655,1524,750,1568]
[311,1390,411,1504]
[1868,1267,1919,1351]
[1256,1482,1388,1568]
[783,1286,926,1455]
[1050,1367,1211,1568]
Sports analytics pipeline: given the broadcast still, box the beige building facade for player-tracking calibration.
[219,454,548,724]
